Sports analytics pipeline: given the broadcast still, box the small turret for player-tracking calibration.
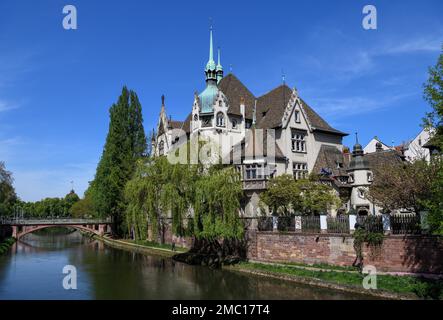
[348,133,369,171]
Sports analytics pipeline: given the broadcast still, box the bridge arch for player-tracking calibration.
[12,223,109,240]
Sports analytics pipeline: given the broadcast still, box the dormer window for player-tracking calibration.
[367,172,373,182]
[219,100,222,107]
[216,112,225,127]
[232,119,237,129]
[193,114,198,121]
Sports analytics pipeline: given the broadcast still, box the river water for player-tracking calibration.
[0,231,374,299]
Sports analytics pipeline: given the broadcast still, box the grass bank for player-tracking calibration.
[94,235,188,257]
[228,261,443,300]
[0,238,15,255]
[121,239,187,253]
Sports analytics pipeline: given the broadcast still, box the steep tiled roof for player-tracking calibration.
[167,120,183,129]
[161,74,346,137]
[312,145,349,177]
[313,146,405,180]
[254,84,346,135]
[256,85,291,129]
[365,149,404,173]
[181,113,192,134]
[218,73,256,119]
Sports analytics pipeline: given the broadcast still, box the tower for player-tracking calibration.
[204,26,217,84]
[199,26,219,114]
[347,133,373,215]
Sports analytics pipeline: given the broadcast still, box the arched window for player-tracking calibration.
[216,112,225,127]
[193,114,198,121]
[159,140,164,156]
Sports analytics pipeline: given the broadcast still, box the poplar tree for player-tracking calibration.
[88,87,147,234]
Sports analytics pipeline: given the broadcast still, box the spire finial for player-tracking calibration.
[282,69,286,85]
[161,94,165,106]
[217,47,221,67]
[209,23,214,63]
[252,100,257,126]
[355,132,359,145]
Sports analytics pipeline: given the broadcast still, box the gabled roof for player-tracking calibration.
[218,73,255,119]
[158,74,346,137]
[254,84,346,135]
[256,85,291,129]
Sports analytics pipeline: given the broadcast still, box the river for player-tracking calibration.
[0,231,374,299]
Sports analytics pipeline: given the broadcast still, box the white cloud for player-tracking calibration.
[311,92,417,119]
[383,37,442,55]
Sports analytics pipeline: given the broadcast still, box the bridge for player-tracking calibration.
[0,217,113,239]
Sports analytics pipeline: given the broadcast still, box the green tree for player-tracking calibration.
[297,179,341,215]
[423,45,443,149]
[69,195,94,218]
[88,87,147,234]
[260,175,340,216]
[422,158,443,235]
[367,160,437,214]
[124,157,244,245]
[0,161,17,217]
[259,175,301,216]
[64,190,80,207]
[422,46,443,235]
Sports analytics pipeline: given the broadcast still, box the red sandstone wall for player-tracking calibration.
[248,231,443,274]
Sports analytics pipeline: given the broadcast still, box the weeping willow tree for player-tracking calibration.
[124,154,245,263]
[124,156,197,242]
[193,166,243,240]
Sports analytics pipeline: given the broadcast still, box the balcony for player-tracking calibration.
[242,179,267,190]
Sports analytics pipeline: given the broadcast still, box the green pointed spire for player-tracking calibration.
[209,26,214,62]
[205,26,216,71]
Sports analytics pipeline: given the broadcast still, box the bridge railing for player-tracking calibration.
[0,217,112,225]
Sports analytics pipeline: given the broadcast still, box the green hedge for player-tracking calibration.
[0,238,15,255]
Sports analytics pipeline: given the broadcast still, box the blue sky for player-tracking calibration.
[0,0,442,201]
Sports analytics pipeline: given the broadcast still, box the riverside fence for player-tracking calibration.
[241,213,428,235]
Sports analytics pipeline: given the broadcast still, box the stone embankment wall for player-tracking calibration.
[246,231,443,274]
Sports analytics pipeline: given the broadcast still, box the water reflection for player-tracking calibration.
[0,231,375,300]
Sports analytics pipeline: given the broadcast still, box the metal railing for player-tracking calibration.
[240,213,424,235]
[327,215,349,234]
[391,213,421,235]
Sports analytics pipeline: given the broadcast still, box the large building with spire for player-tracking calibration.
[153,28,407,217]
